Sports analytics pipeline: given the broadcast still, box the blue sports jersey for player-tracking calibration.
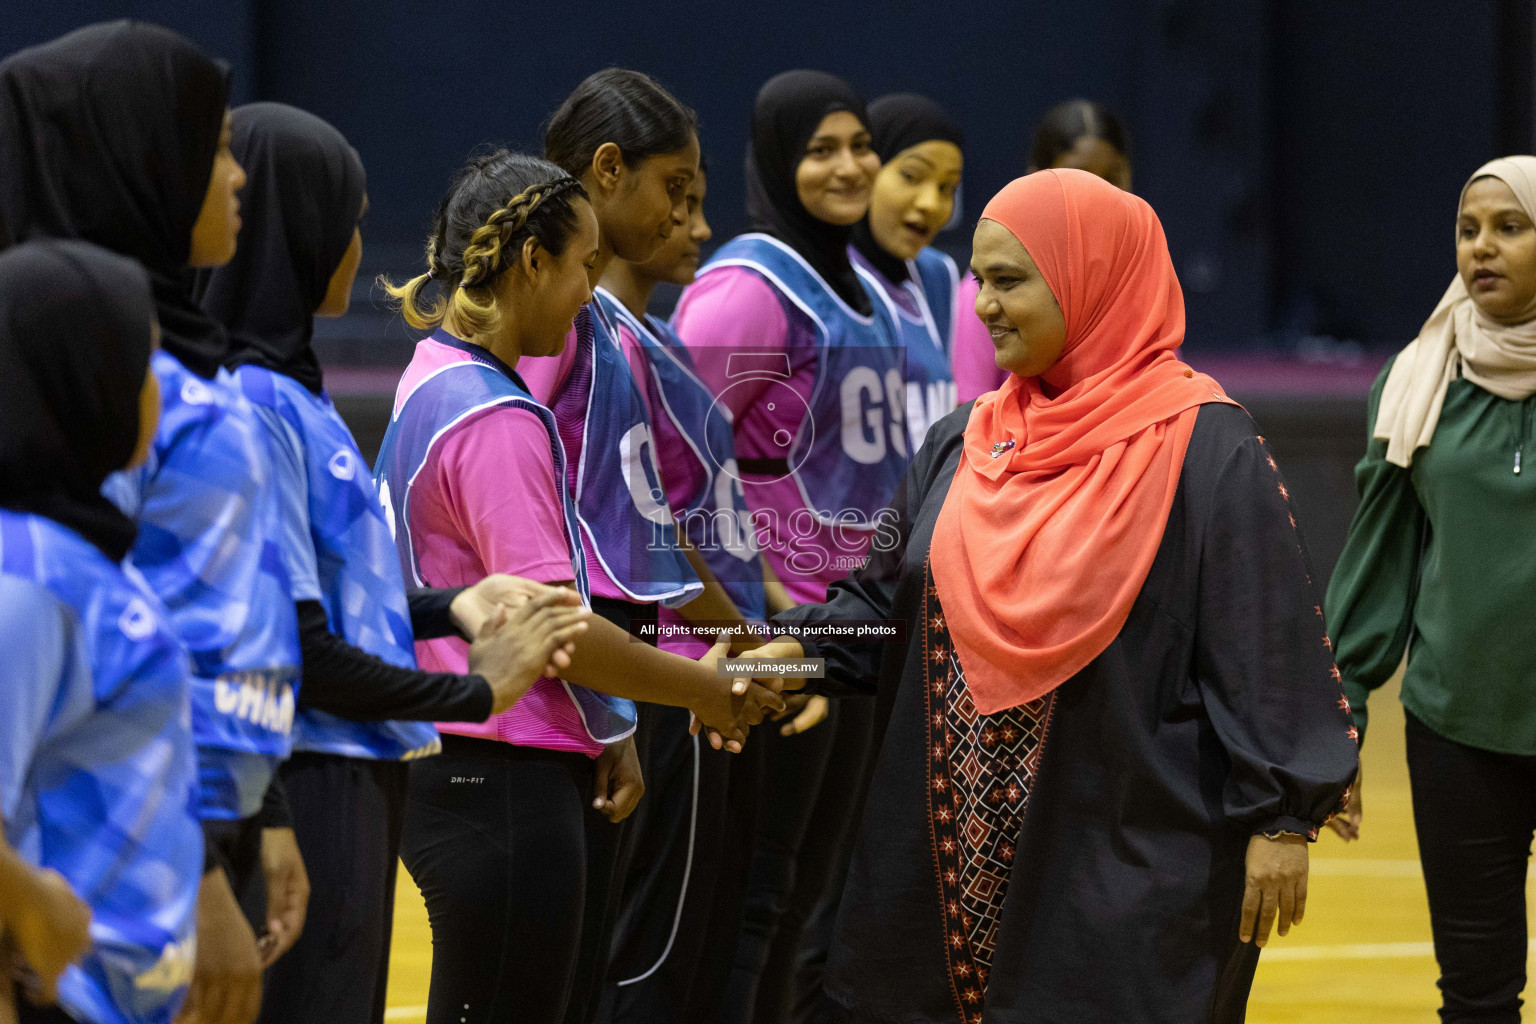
[698,233,909,527]
[595,289,767,625]
[235,365,440,761]
[102,350,302,820]
[375,333,637,744]
[855,247,959,452]
[549,304,702,607]
[0,510,201,1024]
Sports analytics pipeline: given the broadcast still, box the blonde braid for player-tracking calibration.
[379,225,453,330]
[382,166,585,337]
[457,185,550,290]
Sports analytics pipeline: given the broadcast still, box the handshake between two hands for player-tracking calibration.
[689,635,810,753]
[452,575,811,753]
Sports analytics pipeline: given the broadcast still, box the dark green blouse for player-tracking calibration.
[1327,356,1536,755]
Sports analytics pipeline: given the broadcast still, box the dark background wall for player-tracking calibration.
[1270,0,1525,347]
[6,1,1533,585]
[8,0,1530,358]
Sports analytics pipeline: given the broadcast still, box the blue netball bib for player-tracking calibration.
[547,304,701,607]
[595,290,766,624]
[102,351,301,820]
[375,333,636,744]
[0,511,200,1024]
[698,233,909,527]
[236,366,440,762]
[859,246,959,452]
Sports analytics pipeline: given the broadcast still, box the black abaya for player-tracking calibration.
[775,401,1358,1024]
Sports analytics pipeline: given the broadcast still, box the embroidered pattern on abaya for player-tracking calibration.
[922,561,1054,1023]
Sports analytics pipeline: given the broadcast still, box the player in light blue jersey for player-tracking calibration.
[0,239,203,1024]
[194,104,594,1024]
[0,23,289,1024]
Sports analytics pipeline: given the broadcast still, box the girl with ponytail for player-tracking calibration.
[669,70,909,1024]
[595,159,787,1022]
[520,69,715,1019]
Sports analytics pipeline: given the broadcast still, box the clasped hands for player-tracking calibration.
[452,574,591,715]
[453,578,792,754]
[691,635,808,752]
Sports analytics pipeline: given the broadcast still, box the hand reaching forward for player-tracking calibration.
[737,637,809,689]
[452,575,586,676]
[468,594,591,715]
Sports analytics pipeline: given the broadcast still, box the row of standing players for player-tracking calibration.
[0,20,601,1024]
[0,18,1139,1024]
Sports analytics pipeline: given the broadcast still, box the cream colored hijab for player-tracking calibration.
[1375,156,1536,467]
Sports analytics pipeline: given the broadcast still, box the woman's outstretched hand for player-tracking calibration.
[1239,833,1309,948]
[736,637,809,689]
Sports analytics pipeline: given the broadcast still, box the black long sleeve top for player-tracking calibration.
[293,587,492,725]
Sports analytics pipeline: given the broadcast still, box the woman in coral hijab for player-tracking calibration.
[733,169,1359,1022]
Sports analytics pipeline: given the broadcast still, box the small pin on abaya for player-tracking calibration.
[990,439,1016,459]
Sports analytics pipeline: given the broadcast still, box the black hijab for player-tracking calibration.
[0,240,157,562]
[0,20,231,379]
[851,93,966,286]
[194,103,366,395]
[745,70,873,315]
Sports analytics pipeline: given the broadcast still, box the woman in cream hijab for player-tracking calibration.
[1328,156,1536,1023]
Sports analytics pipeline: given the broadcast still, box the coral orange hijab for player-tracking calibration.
[931,170,1235,714]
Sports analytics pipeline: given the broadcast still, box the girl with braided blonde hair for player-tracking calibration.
[375,150,782,1024]
[385,156,593,342]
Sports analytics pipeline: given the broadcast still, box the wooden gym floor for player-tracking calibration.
[384,670,1524,1022]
